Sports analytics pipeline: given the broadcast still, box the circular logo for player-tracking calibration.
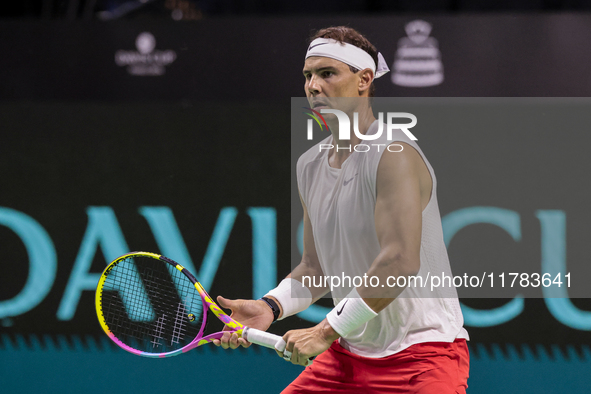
[136,32,156,55]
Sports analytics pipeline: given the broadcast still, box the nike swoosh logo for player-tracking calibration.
[308,42,328,50]
[337,300,349,316]
[343,173,358,186]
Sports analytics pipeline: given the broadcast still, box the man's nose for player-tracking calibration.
[307,75,321,95]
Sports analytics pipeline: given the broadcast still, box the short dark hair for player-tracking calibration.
[310,26,378,97]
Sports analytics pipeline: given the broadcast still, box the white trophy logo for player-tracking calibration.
[391,20,443,87]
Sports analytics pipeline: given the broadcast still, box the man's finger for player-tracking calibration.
[291,347,299,365]
[229,332,240,349]
[217,295,234,310]
[237,338,251,348]
[220,331,232,349]
[298,352,310,366]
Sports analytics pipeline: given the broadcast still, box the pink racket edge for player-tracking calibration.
[98,252,244,359]
[105,329,234,359]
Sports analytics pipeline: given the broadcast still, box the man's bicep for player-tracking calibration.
[374,144,424,273]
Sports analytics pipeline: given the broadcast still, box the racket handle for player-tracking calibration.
[242,326,284,350]
[242,327,312,366]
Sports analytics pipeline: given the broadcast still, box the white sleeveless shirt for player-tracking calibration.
[297,120,469,358]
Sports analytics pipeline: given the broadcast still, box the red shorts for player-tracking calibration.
[282,339,469,394]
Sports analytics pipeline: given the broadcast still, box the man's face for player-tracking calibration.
[303,56,363,111]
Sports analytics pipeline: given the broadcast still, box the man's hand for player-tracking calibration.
[278,318,340,366]
[212,296,274,350]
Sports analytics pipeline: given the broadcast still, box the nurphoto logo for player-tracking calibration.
[304,108,417,153]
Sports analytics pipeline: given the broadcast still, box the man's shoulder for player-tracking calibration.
[373,123,419,146]
[366,123,427,161]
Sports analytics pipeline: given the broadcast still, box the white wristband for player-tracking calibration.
[265,278,312,320]
[326,288,378,337]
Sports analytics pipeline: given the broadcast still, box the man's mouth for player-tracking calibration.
[312,101,329,110]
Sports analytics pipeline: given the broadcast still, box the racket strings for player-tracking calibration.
[171,301,187,345]
[100,256,204,354]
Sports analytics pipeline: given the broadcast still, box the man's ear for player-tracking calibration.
[358,68,374,96]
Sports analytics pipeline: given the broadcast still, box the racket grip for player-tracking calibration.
[242,327,284,350]
[242,327,313,367]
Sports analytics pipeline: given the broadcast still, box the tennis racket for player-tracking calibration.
[96,251,310,365]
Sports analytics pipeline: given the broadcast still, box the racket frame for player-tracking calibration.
[96,251,309,365]
[96,251,245,358]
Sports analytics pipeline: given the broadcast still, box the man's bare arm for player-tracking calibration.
[266,192,329,319]
[359,142,431,311]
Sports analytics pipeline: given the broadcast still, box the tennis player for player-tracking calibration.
[213,26,470,393]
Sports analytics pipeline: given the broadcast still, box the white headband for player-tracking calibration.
[305,38,390,79]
